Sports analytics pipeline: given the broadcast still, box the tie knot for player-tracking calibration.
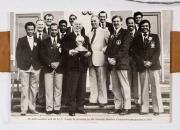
[77,33,80,36]
[143,33,147,37]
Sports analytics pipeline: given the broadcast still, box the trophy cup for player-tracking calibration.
[75,36,88,53]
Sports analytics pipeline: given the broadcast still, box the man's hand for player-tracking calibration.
[53,62,60,69]
[108,57,116,65]
[84,51,91,57]
[144,61,152,68]
[69,49,78,56]
[51,63,56,69]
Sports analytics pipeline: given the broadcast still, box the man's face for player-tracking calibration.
[73,21,82,33]
[36,21,44,32]
[69,16,76,26]
[59,23,67,33]
[91,17,99,29]
[127,19,135,31]
[141,22,150,33]
[26,25,35,37]
[50,25,58,37]
[134,15,142,24]
[45,16,53,26]
[112,17,122,30]
[99,13,107,23]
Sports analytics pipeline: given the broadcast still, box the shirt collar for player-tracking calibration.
[51,36,57,42]
[114,27,121,35]
[27,35,34,39]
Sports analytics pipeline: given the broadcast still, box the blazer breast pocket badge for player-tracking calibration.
[116,40,121,45]
[150,41,155,48]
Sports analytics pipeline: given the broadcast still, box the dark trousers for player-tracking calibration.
[61,71,67,104]
[67,71,87,112]
[38,68,46,104]
[128,57,139,99]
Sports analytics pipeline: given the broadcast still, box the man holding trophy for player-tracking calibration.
[63,20,92,116]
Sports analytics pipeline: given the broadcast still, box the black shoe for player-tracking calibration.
[99,103,107,107]
[119,109,129,115]
[69,111,75,116]
[153,112,159,116]
[54,110,61,115]
[109,109,121,114]
[139,112,148,115]
[76,109,87,114]
[46,111,52,115]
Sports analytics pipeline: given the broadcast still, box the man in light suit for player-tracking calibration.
[66,14,85,35]
[87,15,110,107]
[106,15,131,115]
[43,13,54,35]
[41,23,64,115]
[98,11,114,97]
[133,20,164,115]
[126,17,141,107]
[16,22,41,116]
[35,19,49,107]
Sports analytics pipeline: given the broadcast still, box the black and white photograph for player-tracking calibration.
[10,10,171,123]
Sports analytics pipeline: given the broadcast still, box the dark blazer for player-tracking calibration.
[105,28,131,70]
[66,26,85,36]
[34,32,49,41]
[63,32,92,72]
[132,33,161,72]
[99,22,114,34]
[40,37,64,73]
[16,36,41,70]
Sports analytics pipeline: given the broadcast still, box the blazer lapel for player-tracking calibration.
[25,36,33,52]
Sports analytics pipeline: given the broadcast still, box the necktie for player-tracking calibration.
[53,37,56,50]
[143,33,148,45]
[102,23,105,29]
[39,33,42,41]
[91,29,96,44]
[61,33,64,39]
[48,27,50,35]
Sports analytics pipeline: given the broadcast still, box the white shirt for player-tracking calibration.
[36,32,43,40]
[100,22,106,29]
[114,27,121,35]
[58,30,66,39]
[74,31,81,36]
[142,32,149,42]
[27,35,34,51]
[130,29,136,37]
[51,36,57,44]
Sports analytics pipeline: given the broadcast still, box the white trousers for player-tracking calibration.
[20,69,40,112]
[89,66,107,104]
[44,71,63,111]
[139,69,164,113]
[111,68,131,109]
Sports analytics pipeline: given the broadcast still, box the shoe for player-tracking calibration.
[99,103,107,107]
[54,110,61,115]
[153,112,159,116]
[30,110,39,114]
[76,109,87,114]
[46,111,52,115]
[119,109,129,115]
[139,112,148,115]
[21,111,27,116]
[69,111,75,116]
[109,109,121,114]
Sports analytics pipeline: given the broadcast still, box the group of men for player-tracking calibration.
[16,11,164,116]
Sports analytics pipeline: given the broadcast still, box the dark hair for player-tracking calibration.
[125,17,135,25]
[98,11,107,18]
[111,15,123,22]
[133,11,143,18]
[59,20,68,27]
[24,22,36,30]
[44,13,54,20]
[50,23,58,28]
[139,19,151,31]
[69,14,77,19]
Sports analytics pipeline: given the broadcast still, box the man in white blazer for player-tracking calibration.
[87,15,110,107]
